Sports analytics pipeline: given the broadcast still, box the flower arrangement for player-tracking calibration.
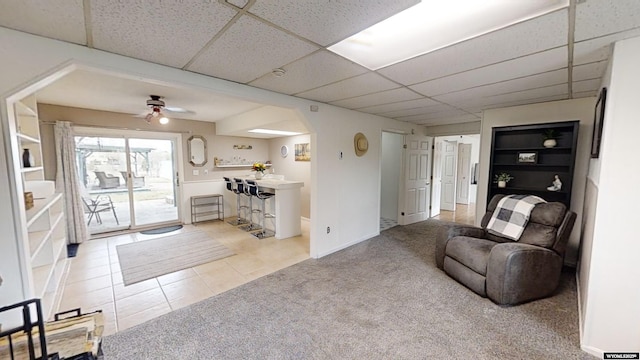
[252,162,266,174]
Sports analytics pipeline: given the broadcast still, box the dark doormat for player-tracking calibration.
[67,243,80,258]
[139,225,183,235]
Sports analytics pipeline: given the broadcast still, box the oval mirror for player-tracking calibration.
[188,135,207,167]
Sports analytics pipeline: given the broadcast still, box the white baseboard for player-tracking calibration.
[314,231,378,258]
[576,272,605,359]
[581,344,603,358]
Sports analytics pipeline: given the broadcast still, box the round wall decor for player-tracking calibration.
[354,132,368,157]
[280,145,289,158]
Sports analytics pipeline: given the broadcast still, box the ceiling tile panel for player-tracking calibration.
[187,16,318,83]
[395,109,470,123]
[410,47,567,96]
[91,0,237,68]
[248,0,418,46]
[575,0,640,41]
[434,69,567,103]
[226,0,250,8]
[248,51,367,95]
[573,61,607,82]
[572,79,601,93]
[384,104,460,119]
[379,9,568,85]
[454,84,568,110]
[573,90,598,99]
[357,98,439,115]
[330,88,422,109]
[573,27,640,65]
[0,0,86,44]
[418,114,481,126]
[465,94,569,113]
[295,73,399,103]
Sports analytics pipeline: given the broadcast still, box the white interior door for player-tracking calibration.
[400,135,432,225]
[380,132,403,222]
[430,138,443,217]
[456,143,471,205]
[441,140,458,211]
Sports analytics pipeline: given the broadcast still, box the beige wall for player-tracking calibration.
[578,36,640,356]
[479,98,596,266]
[425,121,481,136]
[38,103,312,219]
[267,135,311,219]
[38,104,272,182]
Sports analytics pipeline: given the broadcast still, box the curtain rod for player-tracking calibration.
[40,121,192,134]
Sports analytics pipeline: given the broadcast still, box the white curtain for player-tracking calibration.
[54,121,89,244]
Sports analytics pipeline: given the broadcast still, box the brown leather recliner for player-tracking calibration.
[436,194,576,305]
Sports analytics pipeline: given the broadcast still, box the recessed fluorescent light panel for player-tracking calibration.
[328,0,569,70]
[248,129,302,136]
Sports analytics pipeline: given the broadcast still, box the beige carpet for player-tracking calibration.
[116,230,235,286]
[104,219,592,359]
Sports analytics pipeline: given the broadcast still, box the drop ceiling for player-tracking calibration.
[1,0,639,130]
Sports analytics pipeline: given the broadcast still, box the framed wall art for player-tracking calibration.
[517,152,537,164]
[591,87,607,158]
[295,143,310,161]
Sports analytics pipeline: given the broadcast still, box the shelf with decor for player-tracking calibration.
[214,164,272,168]
[488,121,579,207]
[7,95,69,321]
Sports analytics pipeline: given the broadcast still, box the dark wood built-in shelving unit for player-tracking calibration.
[488,121,579,207]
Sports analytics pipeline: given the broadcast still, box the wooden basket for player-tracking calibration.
[24,192,34,210]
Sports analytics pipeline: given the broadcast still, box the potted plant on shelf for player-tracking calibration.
[252,162,266,179]
[494,172,514,188]
[542,129,560,148]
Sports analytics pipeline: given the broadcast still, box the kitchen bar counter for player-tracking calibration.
[243,176,304,239]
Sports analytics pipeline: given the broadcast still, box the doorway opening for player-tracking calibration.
[431,134,480,225]
[380,132,403,231]
[380,131,433,230]
[75,130,181,235]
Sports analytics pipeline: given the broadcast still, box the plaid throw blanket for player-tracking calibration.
[487,195,546,240]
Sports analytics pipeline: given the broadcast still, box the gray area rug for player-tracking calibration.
[116,230,235,286]
[104,219,595,359]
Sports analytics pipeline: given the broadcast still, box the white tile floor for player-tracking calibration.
[58,219,310,335]
[380,217,398,231]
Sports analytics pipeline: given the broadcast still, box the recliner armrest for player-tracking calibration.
[435,225,485,269]
[486,243,563,305]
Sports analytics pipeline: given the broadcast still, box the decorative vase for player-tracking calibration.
[22,148,33,168]
[498,180,506,188]
[255,171,264,180]
[543,139,557,148]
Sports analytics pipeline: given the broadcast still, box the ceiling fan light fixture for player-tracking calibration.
[159,115,170,125]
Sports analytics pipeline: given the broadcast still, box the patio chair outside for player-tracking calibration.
[120,171,145,188]
[94,171,120,189]
[82,195,120,225]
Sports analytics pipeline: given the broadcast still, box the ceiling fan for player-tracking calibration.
[137,95,193,124]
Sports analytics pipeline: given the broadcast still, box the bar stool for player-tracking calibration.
[246,179,275,239]
[235,178,261,232]
[223,177,248,226]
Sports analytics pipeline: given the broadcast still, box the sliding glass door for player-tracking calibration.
[75,133,180,235]
[128,138,178,227]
